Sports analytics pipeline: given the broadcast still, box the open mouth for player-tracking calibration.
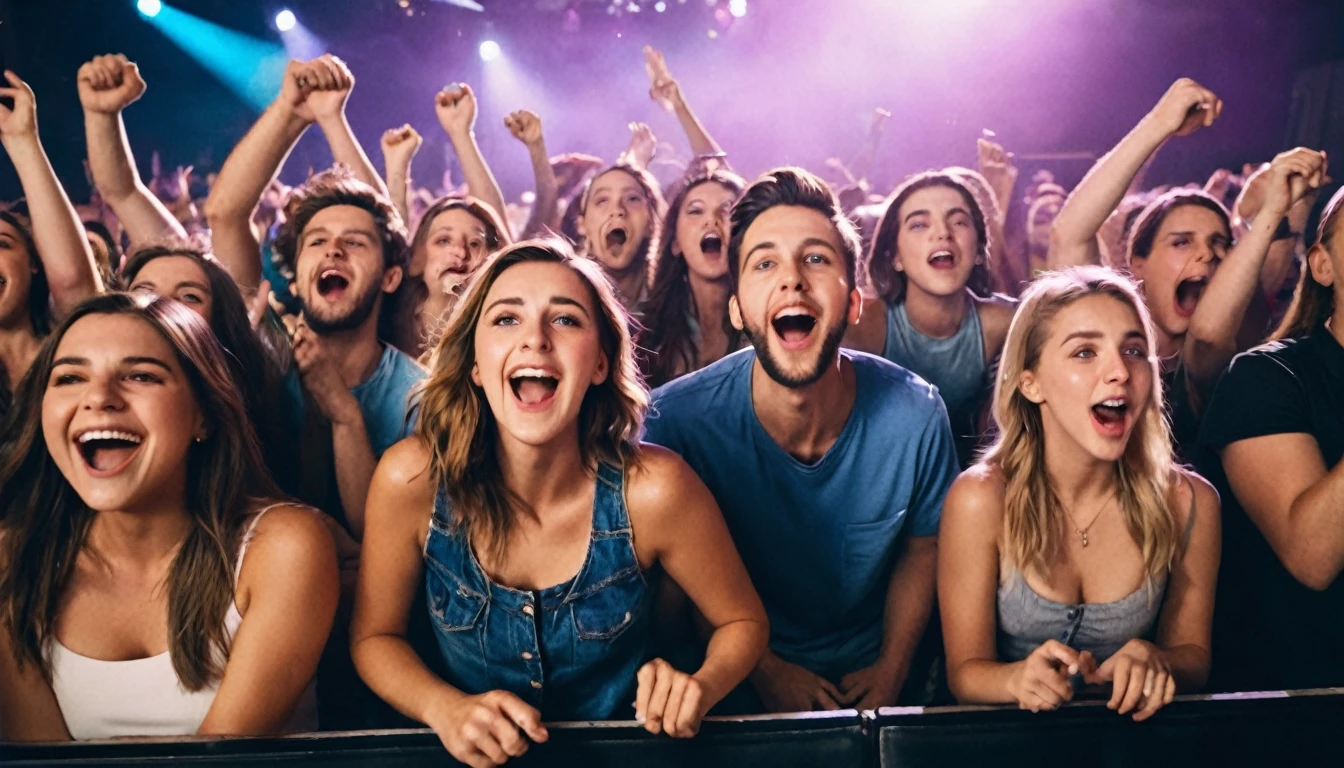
[700,233,723,259]
[771,307,818,350]
[1174,277,1207,317]
[508,367,560,409]
[1090,398,1128,437]
[604,226,629,258]
[438,267,471,296]
[75,429,144,476]
[927,249,956,270]
[317,269,350,300]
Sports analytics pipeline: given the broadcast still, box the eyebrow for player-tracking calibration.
[1059,329,1146,346]
[132,279,211,295]
[1166,230,1230,241]
[744,237,838,262]
[484,296,592,317]
[903,206,971,224]
[51,356,174,371]
[304,227,378,240]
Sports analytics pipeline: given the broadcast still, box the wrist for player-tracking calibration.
[445,127,474,144]
[329,400,365,428]
[0,131,40,153]
[421,687,468,730]
[268,100,311,130]
[1135,114,1176,145]
[315,112,350,132]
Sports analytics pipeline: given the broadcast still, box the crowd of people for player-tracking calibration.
[0,42,1340,767]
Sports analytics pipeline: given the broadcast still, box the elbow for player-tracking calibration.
[1287,557,1340,592]
[202,190,251,226]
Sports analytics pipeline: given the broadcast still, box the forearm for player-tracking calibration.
[1283,463,1344,587]
[386,165,411,226]
[84,110,186,245]
[521,140,558,240]
[947,657,1024,704]
[206,103,309,289]
[874,538,937,685]
[447,128,512,241]
[1158,644,1210,692]
[672,96,723,157]
[1050,119,1168,268]
[2,134,102,313]
[332,415,377,541]
[352,633,464,726]
[693,617,768,707]
[317,114,389,198]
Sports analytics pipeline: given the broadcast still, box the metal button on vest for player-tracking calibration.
[522,652,534,660]
[530,680,542,689]
[523,605,535,617]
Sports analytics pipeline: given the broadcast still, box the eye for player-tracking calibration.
[469,240,484,251]
[127,371,162,383]
[307,236,326,247]
[1071,346,1096,359]
[951,215,972,228]
[180,292,203,304]
[687,206,704,216]
[754,258,775,271]
[1171,236,1191,248]
[51,372,83,387]
[595,197,610,207]
[435,237,451,246]
[554,314,582,327]
[491,313,519,327]
[908,220,927,231]
[344,237,365,249]
[626,194,645,205]
[1123,344,1148,358]
[805,252,829,264]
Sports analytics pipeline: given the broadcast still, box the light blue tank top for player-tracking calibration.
[882,301,986,420]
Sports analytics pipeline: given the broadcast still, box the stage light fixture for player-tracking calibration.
[275,9,296,31]
[729,0,746,17]
[479,39,501,61]
[655,1,667,10]
[137,0,162,17]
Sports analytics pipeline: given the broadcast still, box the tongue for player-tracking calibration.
[606,231,628,256]
[780,326,810,344]
[516,379,554,405]
[90,442,137,472]
[1092,405,1124,426]
[1176,282,1203,313]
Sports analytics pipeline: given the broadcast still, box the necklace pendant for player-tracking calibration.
[1080,531,1089,547]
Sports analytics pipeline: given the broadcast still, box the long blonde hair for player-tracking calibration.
[413,240,648,561]
[982,266,1179,580]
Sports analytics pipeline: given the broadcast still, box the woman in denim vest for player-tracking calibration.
[352,240,767,767]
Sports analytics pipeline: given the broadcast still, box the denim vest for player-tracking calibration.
[423,462,656,721]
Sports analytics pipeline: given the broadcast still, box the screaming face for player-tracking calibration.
[1130,204,1229,351]
[295,204,401,334]
[675,181,737,281]
[581,169,653,275]
[894,185,983,300]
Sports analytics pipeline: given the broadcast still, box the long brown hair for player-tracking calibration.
[578,164,666,285]
[1272,187,1344,340]
[0,293,280,690]
[867,171,993,305]
[982,267,1179,580]
[414,240,648,562]
[639,172,746,388]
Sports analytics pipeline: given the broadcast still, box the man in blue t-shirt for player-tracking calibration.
[645,168,958,713]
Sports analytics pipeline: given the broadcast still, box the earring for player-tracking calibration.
[194,436,204,443]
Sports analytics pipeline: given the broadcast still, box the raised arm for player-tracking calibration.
[380,124,423,225]
[644,46,724,158]
[1049,78,1223,270]
[504,110,556,241]
[848,108,892,185]
[352,439,549,764]
[1185,148,1328,392]
[435,84,513,241]
[205,56,343,290]
[0,71,102,316]
[307,56,388,198]
[77,54,187,248]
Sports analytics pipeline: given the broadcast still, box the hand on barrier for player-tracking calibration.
[751,653,846,713]
[1096,639,1174,721]
[1005,640,1092,713]
[426,690,548,768]
[635,658,708,737]
[838,660,903,711]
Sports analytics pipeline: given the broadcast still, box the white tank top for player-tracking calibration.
[49,506,319,740]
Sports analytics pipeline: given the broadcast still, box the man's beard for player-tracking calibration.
[301,276,383,335]
[741,314,848,389]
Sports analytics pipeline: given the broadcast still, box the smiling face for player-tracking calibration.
[675,181,737,281]
[295,204,401,334]
[471,261,609,450]
[894,185,983,299]
[0,219,35,328]
[422,207,493,298]
[1130,203,1230,347]
[730,205,860,388]
[128,255,214,323]
[580,169,653,274]
[41,313,206,513]
[1020,294,1155,463]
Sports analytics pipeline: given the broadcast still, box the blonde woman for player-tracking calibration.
[938,267,1220,721]
[351,241,766,767]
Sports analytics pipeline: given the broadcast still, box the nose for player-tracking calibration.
[1102,349,1132,386]
[1193,240,1216,264]
[775,256,807,294]
[81,373,126,413]
[931,216,952,241]
[324,240,347,261]
[518,316,552,353]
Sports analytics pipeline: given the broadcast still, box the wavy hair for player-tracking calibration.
[0,293,280,690]
[414,240,648,562]
[728,167,861,292]
[639,171,746,388]
[1122,189,1231,270]
[1272,186,1344,340]
[867,171,992,305]
[982,266,1179,580]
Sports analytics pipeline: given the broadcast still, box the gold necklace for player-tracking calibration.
[1068,494,1113,548]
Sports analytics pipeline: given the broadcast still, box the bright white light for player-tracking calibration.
[627,1,641,11]
[728,0,746,18]
[137,0,162,17]
[479,39,501,62]
[275,9,296,31]
[654,1,666,10]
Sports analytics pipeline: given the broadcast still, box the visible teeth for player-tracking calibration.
[1099,399,1125,408]
[774,307,813,319]
[321,269,343,279]
[930,250,953,259]
[77,430,142,444]
[510,367,554,379]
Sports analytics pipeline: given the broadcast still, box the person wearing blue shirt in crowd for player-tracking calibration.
[644,167,959,713]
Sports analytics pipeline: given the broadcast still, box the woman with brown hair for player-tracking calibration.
[352,240,766,767]
[938,267,1220,721]
[0,293,336,740]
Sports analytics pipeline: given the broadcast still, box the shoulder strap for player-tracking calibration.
[234,503,287,583]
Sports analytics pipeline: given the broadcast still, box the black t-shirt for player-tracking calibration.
[1198,326,1344,692]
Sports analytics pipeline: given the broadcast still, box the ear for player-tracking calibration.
[728,294,744,332]
[1309,244,1335,288]
[382,265,404,294]
[1128,255,1147,282]
[847,287,862,327]
[894,253,904,273]
[1018,369,1044,405]
[591,349,610,386]
[470,362,482,387]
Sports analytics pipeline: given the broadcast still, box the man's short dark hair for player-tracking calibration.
[272,167,410,274]
[726,167,862,292]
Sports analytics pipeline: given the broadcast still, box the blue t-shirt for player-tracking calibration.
[283,343,426,457]
[644,348,958,678]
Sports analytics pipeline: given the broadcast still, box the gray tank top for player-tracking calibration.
[882,301,986,419]
[996,481,1198,664]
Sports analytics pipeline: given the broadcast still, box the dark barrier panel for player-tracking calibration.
[0,710,870,768]
[877,688,1344,768]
